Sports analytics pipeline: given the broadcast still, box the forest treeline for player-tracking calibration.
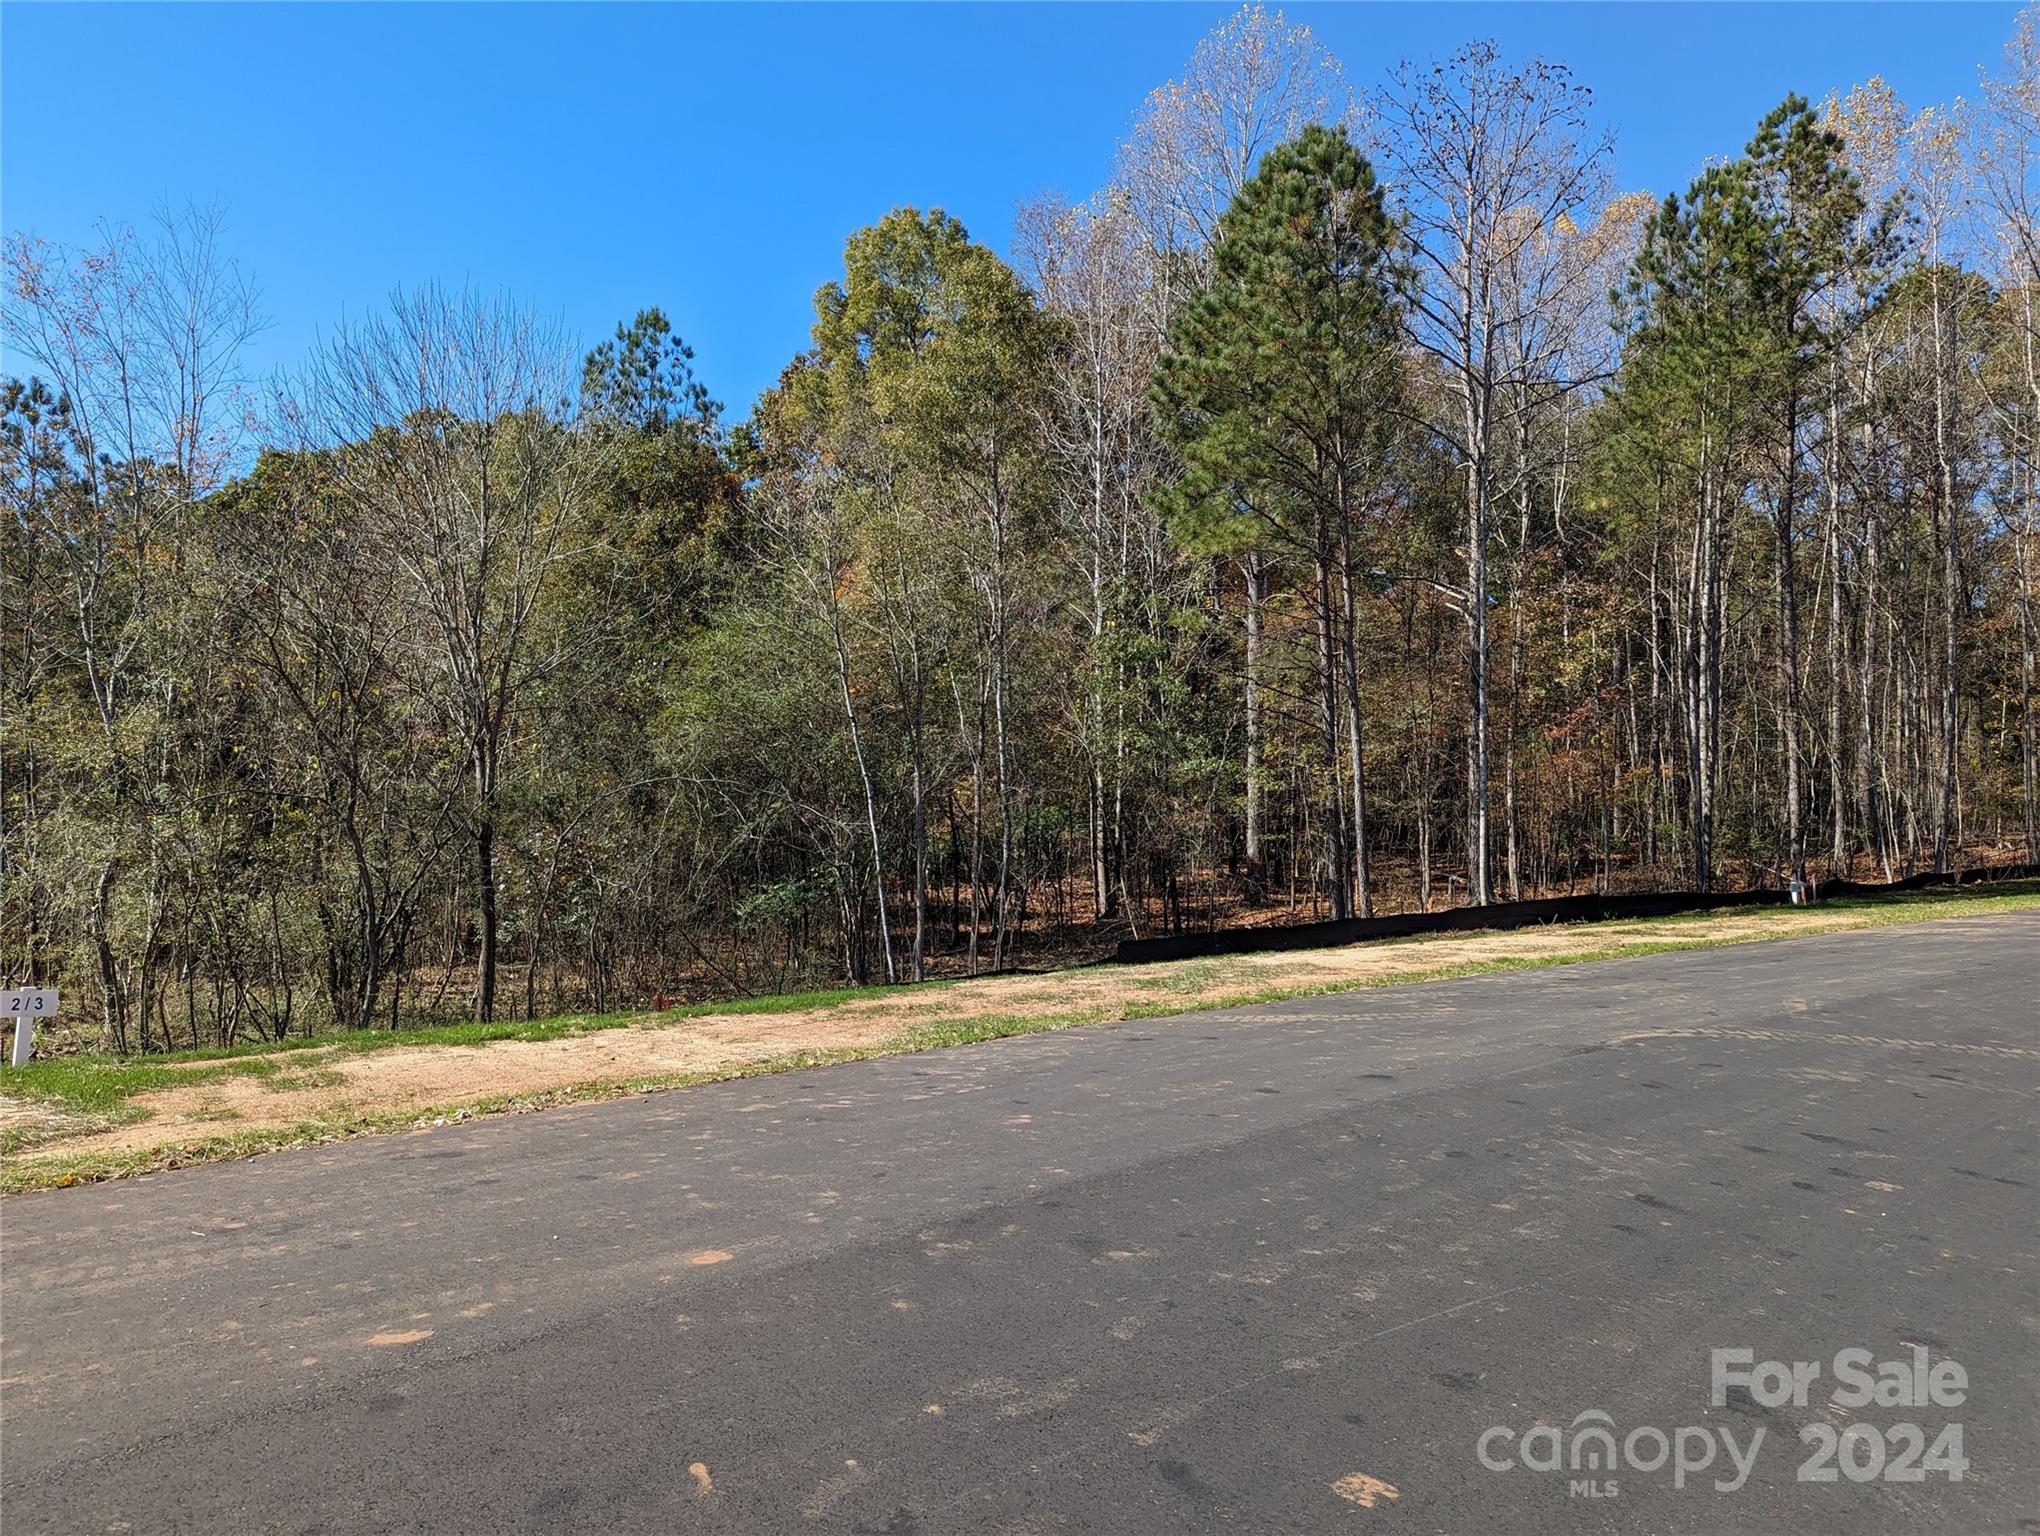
[5,8,2037,1050]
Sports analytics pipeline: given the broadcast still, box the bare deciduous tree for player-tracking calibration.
[1375,41,1614,904]
[3,206,257,1047]
[1117,3,1355,261]
[292,287,605,1021]
[1017,191,1167,917]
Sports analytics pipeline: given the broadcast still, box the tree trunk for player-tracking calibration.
[1776,390,1806,891]
[93,857,126,1053]
[829,592,895,985]
[1243,552,1266,885]
[475,812,497,1023]
[1464,446,1492,905]
[1313,531,1350,922]
[1338,527,1373,918]
[1823,392,1849,876]
[1930,272,1961,873]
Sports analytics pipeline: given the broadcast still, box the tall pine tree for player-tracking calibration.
[1155,124,1403,918]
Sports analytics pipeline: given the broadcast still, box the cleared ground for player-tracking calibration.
[3,883,2035,1190]
[2,913,2034,1532]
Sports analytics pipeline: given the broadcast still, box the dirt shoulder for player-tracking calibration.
[5,887,2033,1191]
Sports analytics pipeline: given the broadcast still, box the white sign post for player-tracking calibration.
[4,989,57,1066]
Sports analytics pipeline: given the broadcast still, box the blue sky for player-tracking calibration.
[1,3,2022,416]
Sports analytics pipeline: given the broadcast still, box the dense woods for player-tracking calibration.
[5,7,2037,1051]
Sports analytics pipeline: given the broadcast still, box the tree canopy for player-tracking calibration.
[5,9,2036,1050]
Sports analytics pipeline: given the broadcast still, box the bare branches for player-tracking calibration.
[282,286,610,1020]
[1117,3,1356,260]
[1375,41,1617,413]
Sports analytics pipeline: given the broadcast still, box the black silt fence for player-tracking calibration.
[1110,863,2040,967]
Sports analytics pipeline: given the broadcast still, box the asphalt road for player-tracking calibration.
[4,915,2037,1534]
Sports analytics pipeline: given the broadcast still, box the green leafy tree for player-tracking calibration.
[781,208,1054,977]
